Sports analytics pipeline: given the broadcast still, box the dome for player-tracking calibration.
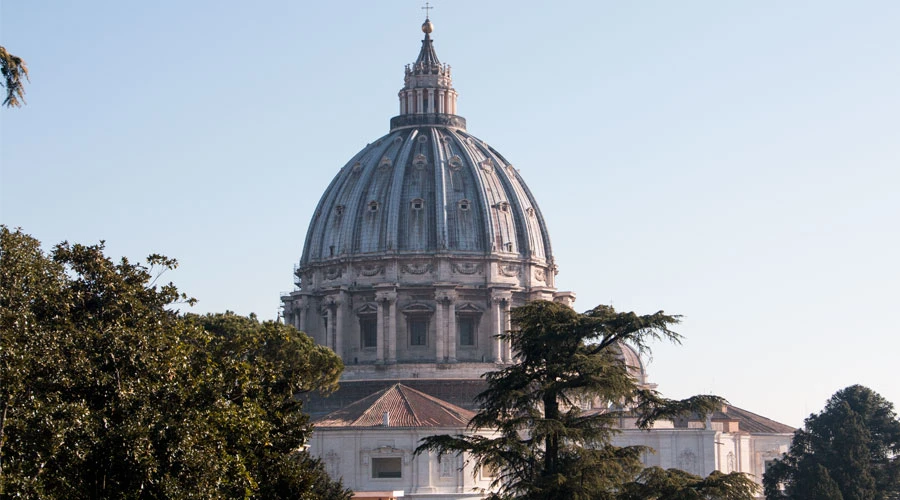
[299,127,553,266]
[282,19,571,373]
[617,342,651,387]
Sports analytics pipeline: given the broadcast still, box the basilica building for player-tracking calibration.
[281,16,792,499]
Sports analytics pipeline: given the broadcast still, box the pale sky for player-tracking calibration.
[2,1,898,429]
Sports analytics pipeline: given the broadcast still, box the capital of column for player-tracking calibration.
[375,290,398,303]
[323,296,342,308]
[434,289,459,303]
[490,291,512,304]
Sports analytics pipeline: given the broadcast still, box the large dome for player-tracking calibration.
[300,126,553,265]
[282,20,573,376]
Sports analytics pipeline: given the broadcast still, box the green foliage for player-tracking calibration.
[0,46,28,107]
[618,467,760,500]
[0,227,350,499]
[763,385,900,500]
[415,300,757,500]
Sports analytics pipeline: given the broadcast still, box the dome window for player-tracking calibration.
[417,135,428,143]
[411,198,425,211]
[494,201,510,212]
[368,201,379,213]
[335,205,345,216]
[413,154,428,169]
[458,199,471,211]
[449,155,463,170]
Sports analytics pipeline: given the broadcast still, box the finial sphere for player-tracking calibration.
[422,19,434,34]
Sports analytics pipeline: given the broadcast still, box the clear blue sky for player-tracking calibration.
[2,1,898,428]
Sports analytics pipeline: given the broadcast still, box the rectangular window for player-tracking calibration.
[360,317,377,348]
[372,457,402,478]
[410,318,428,346]
[439,455,454,478]
[459,316,476,346]
[481,463,498,479]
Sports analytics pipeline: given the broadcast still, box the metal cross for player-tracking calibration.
[422,2,433,19]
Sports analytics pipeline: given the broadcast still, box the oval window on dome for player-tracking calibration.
[458,199,471,211]
[368,201,379,213]
[411,198,424,211]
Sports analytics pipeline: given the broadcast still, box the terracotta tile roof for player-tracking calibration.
[301,379,488,418]
[315,383,475,428]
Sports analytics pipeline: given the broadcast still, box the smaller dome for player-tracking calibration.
[618,342,649,386]
[422,19,434,34]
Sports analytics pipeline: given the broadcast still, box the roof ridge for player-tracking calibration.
[399,384,473,423]
[396,384,422,427]
[349,385,394,426]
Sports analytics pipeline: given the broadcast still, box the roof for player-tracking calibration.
[715,404,796,434]
[414,32,441,68]
[315,383,475,428]
[672,404,796,434]
[298,125,555,265]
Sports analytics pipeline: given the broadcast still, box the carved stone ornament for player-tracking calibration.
[413,153,428,169]
[356,264,384,277]
[533,268,546,282]
[324,267,342,280]
[451,262,482,275]
[378,156,392,169]
[448,155,463,170]
[401,261,433,275]
[499,263,521,277]
[351,161,362,174]
[479,158,494,172]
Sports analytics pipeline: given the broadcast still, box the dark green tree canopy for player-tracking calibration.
[0,227,350,499]
[416,300,758,500]
[763,384,900,500]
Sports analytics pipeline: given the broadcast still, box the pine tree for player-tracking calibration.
[763,385,900,500]
[416,300,758,500]
[0,46,28,107]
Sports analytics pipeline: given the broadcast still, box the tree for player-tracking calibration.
[763,385,900,500]
[1,46,28,107]
[415,300,758,500]
[618,467,761,500]
[0,227,350,498]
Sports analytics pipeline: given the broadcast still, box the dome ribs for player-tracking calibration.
[384,129,417,254]
[297,128,556,274]
[451,130,498,257]
[429,128,449,252]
